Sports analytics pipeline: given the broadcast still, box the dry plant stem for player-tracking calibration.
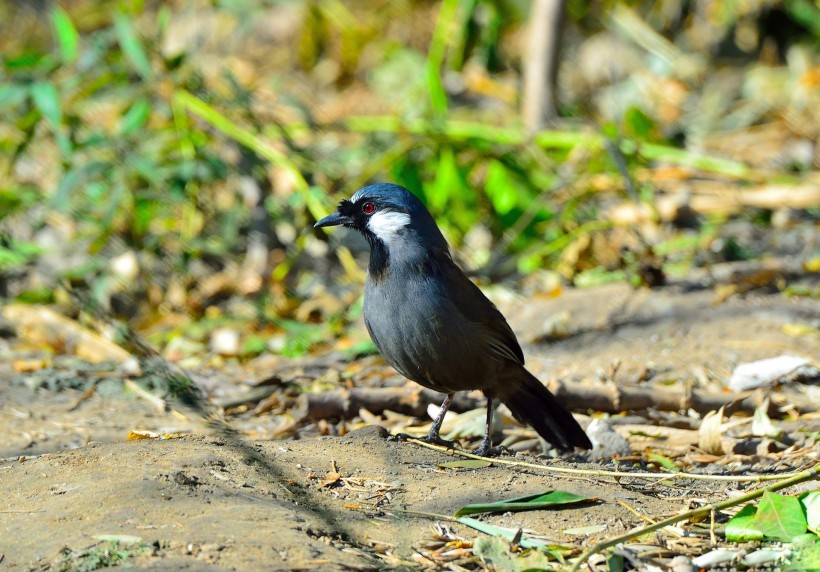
[567,463,820,572]
[408,439,814,482]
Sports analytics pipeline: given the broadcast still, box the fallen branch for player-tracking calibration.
[567,462,820,572]
[547,379,816,416]
[292,387,483,420]
[279,381,816,421]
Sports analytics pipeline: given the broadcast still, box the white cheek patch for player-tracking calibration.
[367,211,411,241]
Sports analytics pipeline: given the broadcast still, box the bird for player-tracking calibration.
[315,183,591,456]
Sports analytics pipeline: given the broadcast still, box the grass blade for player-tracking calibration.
[51,7,79,63]
[114,12,153,79]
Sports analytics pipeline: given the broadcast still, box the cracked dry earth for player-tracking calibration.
[1,283,818,570]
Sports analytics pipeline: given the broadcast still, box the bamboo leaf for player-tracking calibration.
[114,12,153,79]
[30,82,62,127]
[50,7,80,62]
[457,517,546,549]
[120,98,151,134]
[455,490,593,517]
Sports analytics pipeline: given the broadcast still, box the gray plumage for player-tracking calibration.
[315,183,591,455]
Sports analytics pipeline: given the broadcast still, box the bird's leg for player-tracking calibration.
[422,393,454,445]
[391,393,456,447]
[473,397,503,457]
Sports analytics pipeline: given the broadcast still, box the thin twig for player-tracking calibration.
[568,463,820,572]
[407,439,812,483]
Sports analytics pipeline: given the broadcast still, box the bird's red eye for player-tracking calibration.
[362,202,376,214]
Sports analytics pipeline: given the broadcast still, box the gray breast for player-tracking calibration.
[363,271,502,393]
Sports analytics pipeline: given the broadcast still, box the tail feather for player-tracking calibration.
[498,369,591,450]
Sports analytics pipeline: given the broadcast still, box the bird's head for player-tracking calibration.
[314,184,448,255]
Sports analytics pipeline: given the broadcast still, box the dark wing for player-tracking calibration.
[434,256,525,365]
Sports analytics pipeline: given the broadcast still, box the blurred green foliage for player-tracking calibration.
[0,0,818,354]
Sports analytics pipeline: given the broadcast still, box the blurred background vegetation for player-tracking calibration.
[1,0,818,360]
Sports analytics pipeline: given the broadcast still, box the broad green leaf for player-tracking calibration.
[114,12,153,78]
[120,98,151,134]
[438,459,492,469]
[726,504,764,542]
[51,7,79,62]
[752,491,807,541]
[30,82,62,127]
[455,490,592,516]
[800,491,820,535]
[457,517,545,549]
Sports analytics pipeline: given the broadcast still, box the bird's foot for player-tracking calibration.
[473,438,507,458]
[418,433,457,448]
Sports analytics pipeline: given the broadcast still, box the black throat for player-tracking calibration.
[363,231,390,281]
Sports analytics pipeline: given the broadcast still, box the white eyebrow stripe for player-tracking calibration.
[350,190,366,203]
[367,211,411,241]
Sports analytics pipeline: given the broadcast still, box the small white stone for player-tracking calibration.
[210,328,240,356]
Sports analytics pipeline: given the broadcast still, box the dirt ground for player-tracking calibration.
[1,283,818,570]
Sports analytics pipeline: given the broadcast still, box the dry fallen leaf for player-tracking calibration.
[698,406,725,455]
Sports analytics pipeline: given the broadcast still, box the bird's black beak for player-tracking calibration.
[314,210,350,229]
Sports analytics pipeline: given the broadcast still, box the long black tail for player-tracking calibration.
[498,369,591,451]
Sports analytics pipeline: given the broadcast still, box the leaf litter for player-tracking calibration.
[2,286,819,570]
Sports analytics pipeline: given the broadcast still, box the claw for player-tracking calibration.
[473,437,506,458]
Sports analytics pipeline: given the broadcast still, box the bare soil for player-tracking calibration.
[1,283,818,570]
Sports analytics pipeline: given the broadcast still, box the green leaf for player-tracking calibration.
[114,12,153,79]
[428,147,460,211]
[0,84,30,109]
[455,490,592,517]
[753,491,807,541]
[30,82,62,127]
[752,402,783,438]
[623,106,657,142]
[473,536,556,571]
[485,160,518,216]
[51,7,79,62]
[120,98,151,134]
[785,534,820,572]
[726,504,764,542]
[800,491,820,535]
[457,517,546,549]
[646,453,680,473]
[438,459,492,470]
